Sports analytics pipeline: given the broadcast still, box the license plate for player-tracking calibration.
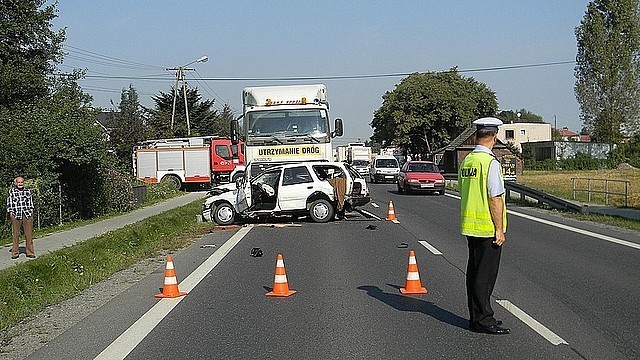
[420,184,434,188]
[385,175,394,179]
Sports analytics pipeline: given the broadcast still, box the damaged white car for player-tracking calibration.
[202,162,370,225]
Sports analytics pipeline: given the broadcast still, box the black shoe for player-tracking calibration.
[470,320,502,326]
[11,254,19,259]
[26,254,36,259]
[470,324,510,335]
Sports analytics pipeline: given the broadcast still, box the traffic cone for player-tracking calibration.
[400,250,428,294]
[155,256,187,298]
[266,254,297,297]
[386,200,397,221]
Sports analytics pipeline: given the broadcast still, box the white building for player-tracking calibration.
[497,123,552,152]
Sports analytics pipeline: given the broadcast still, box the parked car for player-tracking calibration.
[202,162,370,225]
[396,161,445,195]
[369,155,400,183]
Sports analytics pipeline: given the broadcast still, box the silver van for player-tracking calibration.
[369,155,400,183]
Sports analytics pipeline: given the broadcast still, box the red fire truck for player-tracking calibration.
[133,136,245,189]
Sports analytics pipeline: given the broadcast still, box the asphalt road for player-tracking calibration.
[26,182,640,359]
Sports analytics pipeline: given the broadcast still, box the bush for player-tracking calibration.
[524,153,615,171]
[139,179,182,205]
[525,159,556,171]
[99,167,135,213]
[559,152,612,170]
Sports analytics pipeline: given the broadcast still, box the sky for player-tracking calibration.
[53,1,590,147]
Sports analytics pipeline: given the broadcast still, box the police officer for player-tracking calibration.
[458,117,510,335]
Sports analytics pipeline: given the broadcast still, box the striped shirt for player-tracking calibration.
[6,187,34,220]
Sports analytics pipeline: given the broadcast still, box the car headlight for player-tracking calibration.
[408,179,420,184]
[435,179,444,184]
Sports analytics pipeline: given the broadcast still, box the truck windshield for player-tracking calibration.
[246,109,329,144]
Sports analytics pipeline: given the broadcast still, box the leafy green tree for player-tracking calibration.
[111,84,147,172]
[575,0,640,144]
[147,87,231,139]
[0,0,133,228]
[0,0,65,109]
[371,70,498,159]
[497,109,544,124]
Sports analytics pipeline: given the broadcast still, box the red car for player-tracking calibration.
[396,161,446,195]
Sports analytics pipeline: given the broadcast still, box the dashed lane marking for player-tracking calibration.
[496,299,568,346]
[94,225,254,360]
[418,240,443,255]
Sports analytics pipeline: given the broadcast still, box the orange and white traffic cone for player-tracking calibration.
[400,250,428,294]
[386,200,397,221]
[266,253,297,297]
[154,256,188,298]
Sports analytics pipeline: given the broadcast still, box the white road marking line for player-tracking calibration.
[445,193,640,251]
[418,240,443,255]
[508,210,640,250]
[94,225,254,360]
[496,299,568,346]
[391,219,400,224]
[371,203,379,208]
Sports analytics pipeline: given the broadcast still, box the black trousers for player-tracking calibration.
[466,235,502,327]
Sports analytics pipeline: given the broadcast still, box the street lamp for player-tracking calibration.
[167,55,208,136]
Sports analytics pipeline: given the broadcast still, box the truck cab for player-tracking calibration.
[230,84,343,179]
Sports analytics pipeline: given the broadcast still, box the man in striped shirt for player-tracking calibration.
[6,177,35,259]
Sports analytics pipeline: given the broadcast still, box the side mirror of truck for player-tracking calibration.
[333,118,343,138]
[230,119,240,145]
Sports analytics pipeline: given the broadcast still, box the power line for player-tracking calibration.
[80,60,576,81]
[63,45,165,70]
[193,69,239,113]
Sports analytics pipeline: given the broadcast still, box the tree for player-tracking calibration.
[147,87,232,139]
[111,84,147,172]
[0,0,132,228]
[370,70,498,159]
[0,0,65,109]
[575,0,640,144]
[497,109,544,124]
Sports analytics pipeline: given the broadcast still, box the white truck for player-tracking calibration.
[346,143,372,177]
[230,84,343,178]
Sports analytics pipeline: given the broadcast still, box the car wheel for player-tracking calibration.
[162,175,182,190]
[309,199,334,223]
[404,182,412,195]
[438,189,445,195]
[231,172,244,183]
[213,202,236,225]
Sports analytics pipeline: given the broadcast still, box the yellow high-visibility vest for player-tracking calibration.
[458,151,507,237]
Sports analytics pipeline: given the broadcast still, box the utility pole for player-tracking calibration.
[166,56,208,136]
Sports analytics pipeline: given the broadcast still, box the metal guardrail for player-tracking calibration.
[505,181,586,213]
[444,173,586,213]
[571,178,630,207]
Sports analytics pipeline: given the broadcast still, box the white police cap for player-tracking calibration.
[473,117,503,131]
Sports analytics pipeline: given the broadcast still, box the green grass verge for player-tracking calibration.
[0,200,213,332]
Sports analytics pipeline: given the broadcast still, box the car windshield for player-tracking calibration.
[376,159,398,168]
[352,160,369,167]
[246,109,330,144]
[407,163,438,173]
